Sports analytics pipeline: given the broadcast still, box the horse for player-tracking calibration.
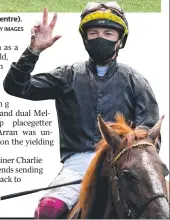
[68,113,169,219]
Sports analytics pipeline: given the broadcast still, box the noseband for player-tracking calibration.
[109,141,168,219]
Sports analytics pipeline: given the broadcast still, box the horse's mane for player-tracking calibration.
[79,113,149,216]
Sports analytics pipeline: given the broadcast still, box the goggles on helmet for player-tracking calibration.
[81,1,124,18]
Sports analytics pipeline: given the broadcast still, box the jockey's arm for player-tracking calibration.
[3,47,73,101]
[133,74,161,151]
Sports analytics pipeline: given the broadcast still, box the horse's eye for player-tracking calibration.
[121,170,132,179]
[121,170,137,181]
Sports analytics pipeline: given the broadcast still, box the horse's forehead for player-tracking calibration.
[140,151,164,193]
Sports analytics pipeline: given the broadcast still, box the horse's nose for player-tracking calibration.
[155,197,170,219]
[142,197,170,219]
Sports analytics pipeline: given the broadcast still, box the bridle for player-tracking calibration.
[109,141,168,219]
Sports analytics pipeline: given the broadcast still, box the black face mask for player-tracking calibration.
[85,37,118,65]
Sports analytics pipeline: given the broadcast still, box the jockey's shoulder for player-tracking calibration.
[117,62,148,82]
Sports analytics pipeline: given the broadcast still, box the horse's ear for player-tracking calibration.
[147,115,164,143]
[98,114,121,149]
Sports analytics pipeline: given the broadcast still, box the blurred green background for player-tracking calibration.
[0,0,161,12]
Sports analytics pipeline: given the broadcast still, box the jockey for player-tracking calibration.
[3,1,160,219]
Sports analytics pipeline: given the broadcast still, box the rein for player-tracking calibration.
[109,141,168,219]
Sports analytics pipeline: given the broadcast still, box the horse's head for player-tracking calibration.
[98,114,169,219]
